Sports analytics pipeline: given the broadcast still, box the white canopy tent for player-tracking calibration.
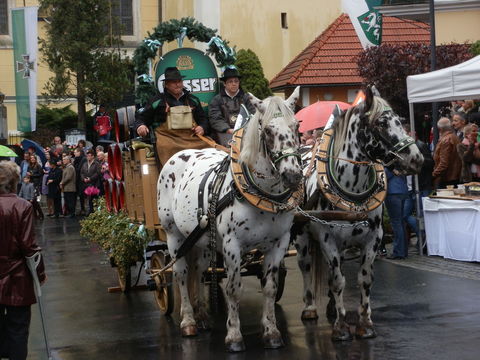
[406,55,480,256]
[407,55,480,103]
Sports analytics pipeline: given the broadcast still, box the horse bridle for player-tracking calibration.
[259,117,302,172]
[360,110,416,167]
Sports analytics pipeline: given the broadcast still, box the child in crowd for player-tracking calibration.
[18,175,44,220]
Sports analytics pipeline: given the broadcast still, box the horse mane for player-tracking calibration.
[332,96,391,158]
[239,96,295,167]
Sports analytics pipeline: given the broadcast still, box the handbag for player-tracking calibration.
[166,105,194,130]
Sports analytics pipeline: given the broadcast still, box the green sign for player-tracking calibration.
[155,48,218,110]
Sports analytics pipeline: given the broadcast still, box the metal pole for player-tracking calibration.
[410,103,425,256]
[429,0,439,145]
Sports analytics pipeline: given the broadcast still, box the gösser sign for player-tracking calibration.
[155,48,218,110]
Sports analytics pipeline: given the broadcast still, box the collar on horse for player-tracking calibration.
[314,128,386,212]
[230,127,304,213]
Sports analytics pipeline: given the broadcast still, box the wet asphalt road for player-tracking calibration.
[26,217,480,360]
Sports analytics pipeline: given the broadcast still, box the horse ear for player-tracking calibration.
[249,93,267,114]
[364,85,374,113]
[285,86,300,111]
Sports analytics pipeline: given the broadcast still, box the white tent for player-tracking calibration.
[405,55,480,256]
[407,55,480,103]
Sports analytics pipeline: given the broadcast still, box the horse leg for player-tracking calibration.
[323,241,352,341]
[172,256,198,337]
[261,242,288,349]
[223,242,245,352]
[293,226,318,320]
[355,236,380,339]
[192,247,212,331]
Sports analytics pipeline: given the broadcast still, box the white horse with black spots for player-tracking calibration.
[293,86,423,340]
[158,88,303,352]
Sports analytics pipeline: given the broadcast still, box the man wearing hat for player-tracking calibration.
[208,67,255,146]
[134,67,210,165]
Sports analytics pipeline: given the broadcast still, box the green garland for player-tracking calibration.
[133,17,236,105]
[80,197,153,271]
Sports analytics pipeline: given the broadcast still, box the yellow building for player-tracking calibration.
[1,0,344,140]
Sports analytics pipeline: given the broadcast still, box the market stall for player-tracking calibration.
[406,55,480,259]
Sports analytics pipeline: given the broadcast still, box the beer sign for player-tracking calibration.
[155,48,218,110]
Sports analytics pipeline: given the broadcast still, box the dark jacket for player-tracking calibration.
[457,141,480,182]
[134,89,209,133]
[80,160,102,192]
[73,155,87,192]
[416,140,434,191]
[47,166,63,198]
[27,163,43,189]
[208,88,255,133]
[0,194,46,306]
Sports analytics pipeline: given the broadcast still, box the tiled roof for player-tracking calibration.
[270,13,430,89]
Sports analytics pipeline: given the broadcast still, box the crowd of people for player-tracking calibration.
[15,137,110,220]
[384,100,480,260]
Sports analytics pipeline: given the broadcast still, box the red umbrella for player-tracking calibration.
[296,101,351,133]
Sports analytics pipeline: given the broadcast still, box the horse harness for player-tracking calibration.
[174,127,304,262]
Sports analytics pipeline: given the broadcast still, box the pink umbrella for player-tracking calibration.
[297,101,351,133]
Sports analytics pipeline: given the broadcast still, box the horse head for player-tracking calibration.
[357,85,424,175]
[239,87,303,190]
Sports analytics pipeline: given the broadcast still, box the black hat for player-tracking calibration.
[220,67,241,81]
[163,67,185,81]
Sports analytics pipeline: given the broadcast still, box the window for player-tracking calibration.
[0,0,8,35]
[111,0,133,36]
[281,12,288,29]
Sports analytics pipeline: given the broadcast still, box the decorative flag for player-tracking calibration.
[12,6,38,132]
[342,0,382,49]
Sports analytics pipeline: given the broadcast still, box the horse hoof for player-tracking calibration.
[355,325,377,339]
[181,325,198,337]
[301,309,319,321]
[263,336,285,349]
[331,327,353,342]
[225,340,246,353]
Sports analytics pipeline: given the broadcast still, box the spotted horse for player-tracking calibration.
[293,86,424,341]
[157,87,303,352]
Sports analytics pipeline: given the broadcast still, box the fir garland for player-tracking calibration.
[133,17,236,106]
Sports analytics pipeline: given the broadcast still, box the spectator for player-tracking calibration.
[73,147,87,216]
[93,105,112,141]
[96,151,108,196]
[385,168,409,260]
[26,146,42,167]
[0,161,47,360]
[134,67,210,165]
[80,149,101,214]
[27,154,43,196]
[432,117,461,189]
[208,67,255,146]
[457,123,480,183]
[402,123,434,252]
[19,152,30,181]
[18,175,44,220]
[47,159,63,218]
[60,155,76,218]
[95,145,104,154]
[452,112,467,141]
[77,139,86,154]
[42,151,53,216]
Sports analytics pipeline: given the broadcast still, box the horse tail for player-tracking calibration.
[311,237,330,310]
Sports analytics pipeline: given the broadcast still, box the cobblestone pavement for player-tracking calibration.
[381,243,480,281]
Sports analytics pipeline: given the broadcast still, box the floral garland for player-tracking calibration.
[133,17,236,105]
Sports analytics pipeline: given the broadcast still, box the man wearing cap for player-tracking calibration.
[208,67,255,146]
[134,67,210,165]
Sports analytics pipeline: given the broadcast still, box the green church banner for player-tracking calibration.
[155,48,218,111]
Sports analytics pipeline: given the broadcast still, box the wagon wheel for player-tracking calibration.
[117,266,131,293]
[275,261,287,302]
[151,252,174,316]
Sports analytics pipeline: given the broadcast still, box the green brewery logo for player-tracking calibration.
[156,48,218,109]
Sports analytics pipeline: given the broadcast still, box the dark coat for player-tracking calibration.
[47,166,62,198]
[27,163,43,189]
[0,194,46,306]
[416,140,434,191]
[80,160,102,192]
[134,89,209,134]
[73,155,87,192]
[208,88,255,133]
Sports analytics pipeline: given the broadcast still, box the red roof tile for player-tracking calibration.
[270,13,430,89]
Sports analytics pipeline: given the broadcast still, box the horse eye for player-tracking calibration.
[265,127,272,136]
